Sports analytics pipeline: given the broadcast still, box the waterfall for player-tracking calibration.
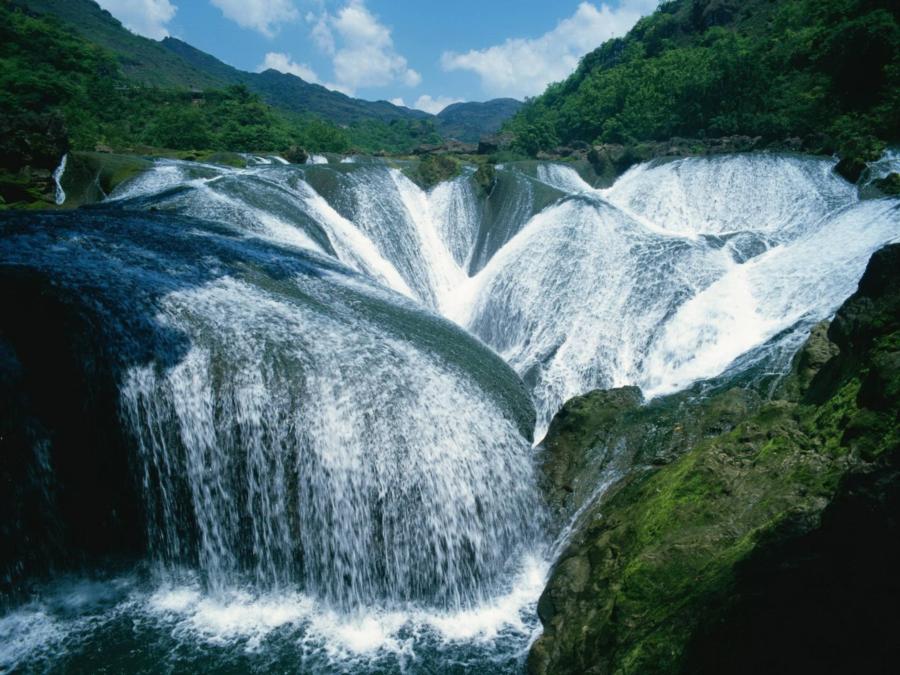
[109,154,900,439]
[0,208,538,612]
[119,274,538,608]
[468,157,899,435]
[52,153,67,206]
[2,150,899,672]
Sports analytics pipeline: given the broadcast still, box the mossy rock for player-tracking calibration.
[539,383,760,526]
[871,172,900,196]
[473,163,496,195]
[60,152,153,206]
[531,244,900,674]
[835,155,869,183]
[282,146,308,165]
[410,154,461,189]
[200,152,246,168]
[0,168,55,209]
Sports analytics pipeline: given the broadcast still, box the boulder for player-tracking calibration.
[283,145,308,164]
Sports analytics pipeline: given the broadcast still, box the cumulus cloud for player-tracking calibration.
[390,97,407,107]
[307,0,421,95]
[259,52,319,83]
[413,95,463,115]
[441,1,658,99]
[210,0,299,37]
[96,0,176,40]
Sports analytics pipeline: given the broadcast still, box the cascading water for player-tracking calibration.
[0,208,541,672]
[95,152,900,436]
[472,155,900,435]
[2,150,899,673]
[120,275,537,608]
[51,153,67,206]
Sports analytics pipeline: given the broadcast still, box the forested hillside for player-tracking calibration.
[0,1,362,205]
[507,0,899,176]
[19,0,430,126]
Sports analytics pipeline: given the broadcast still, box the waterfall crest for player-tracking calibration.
[111,154,899,437]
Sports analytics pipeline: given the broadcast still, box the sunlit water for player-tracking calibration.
[3,151,899,673]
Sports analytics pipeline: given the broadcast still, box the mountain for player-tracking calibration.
[506,0,899,173]
[16,0,223,89]
[17,0,429,126]
[160,37,431,125]
[15,0,517,135]
[435,99,524,143]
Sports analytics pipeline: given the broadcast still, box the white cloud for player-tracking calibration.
[404,69,423,87]
[390,97,407,107]
[210,0,299,37]
[259,52,319,83]
[413,95,463,115]
[96,0,176,40]
[309,12,336,55]
[307,0,421,96]
[441,1,659,99]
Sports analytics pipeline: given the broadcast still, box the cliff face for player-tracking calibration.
[530,243,900,674]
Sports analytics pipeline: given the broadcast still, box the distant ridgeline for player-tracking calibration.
[0,0,520,206]
[506,0,899,179]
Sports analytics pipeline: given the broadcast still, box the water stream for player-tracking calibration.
[2,152,898,673]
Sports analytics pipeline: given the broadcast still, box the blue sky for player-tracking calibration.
[96,1,658,112]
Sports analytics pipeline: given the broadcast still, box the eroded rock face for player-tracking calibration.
[530,244,900,674]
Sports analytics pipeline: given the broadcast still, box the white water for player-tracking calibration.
[106,154,900,439]
[8,152,895,671]
[0,557,548,672]
[121,273,537,608]
[478,157,899,434]
[52,153,67,205]
[865,147,900,183]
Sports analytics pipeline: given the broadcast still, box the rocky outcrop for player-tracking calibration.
[872,172,900,196]
[58,152,153,207]
[539,384,760,526]
[0,268,146,597]
[282,145,308,165]
[409,154,462,189]
[0,111,68,208]
[530,243,900,674]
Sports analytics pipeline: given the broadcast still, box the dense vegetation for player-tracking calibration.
[0,1,456,205]
[507,0,900,171]
[0,2,362,204]
[435,99,524,143]
[20,0,428,126]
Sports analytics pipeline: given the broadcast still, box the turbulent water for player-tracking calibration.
[104,152,900,436]
[2,151,899,673]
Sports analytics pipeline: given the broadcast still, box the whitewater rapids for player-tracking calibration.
[106,152,900,437]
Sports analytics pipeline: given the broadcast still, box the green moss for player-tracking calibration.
[408,154,461,189]
[473,162,496,195]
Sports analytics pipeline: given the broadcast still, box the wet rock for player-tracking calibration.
[283,145,308,164]
[871,172,900,196]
